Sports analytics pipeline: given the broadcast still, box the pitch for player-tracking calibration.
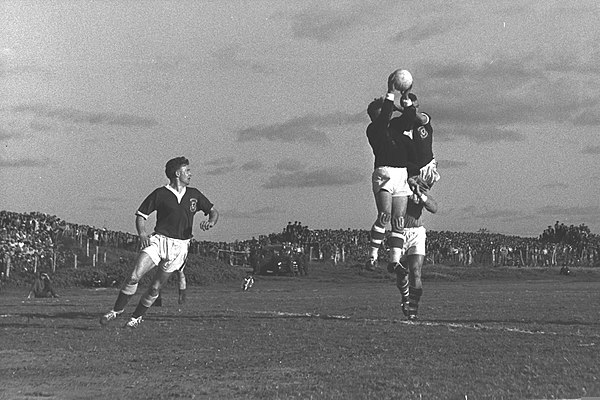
[1,265,599,399]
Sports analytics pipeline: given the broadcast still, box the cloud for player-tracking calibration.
[206,167,231,176]
[94,197,122,204]
[224,206,286,219]
[0,62,39,78]
[472,208,520,220]
[582,145,600,155]
[535,205,600,217]
[236,112,362,144]
[442,125,526,143]
[392,18,461,44]
[420,57,600,134]
[0,156,50,168]
[438,159,468,169]
[287,1,396,42]
[288,8,365,42]
[204,156,237,175]
[212,44,274,74]
[0,50,40,78]
[12,104,158,128]
[572,108,600,127]
[0,127,21,141]
[205,156,235,167]
[421,60,575,125]
[262,167,362,189]
[275,158,306,172]
[238,118,329,144]
[241,160,264,171]
[90,196,123,212]
[540,182,569,190]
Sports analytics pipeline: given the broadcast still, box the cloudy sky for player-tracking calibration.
[1,0,599,242]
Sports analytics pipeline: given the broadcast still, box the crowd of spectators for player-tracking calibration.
[1,211,66,277]
[2,210,599,280]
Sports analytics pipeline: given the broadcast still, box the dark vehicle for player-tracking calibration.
[258,244,304,276]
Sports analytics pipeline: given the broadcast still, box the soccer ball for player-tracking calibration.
[390,69,413,92]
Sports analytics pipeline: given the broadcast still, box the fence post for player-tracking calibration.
[74,254,78,269]
[93,254,96,267]
[34,255,38,274]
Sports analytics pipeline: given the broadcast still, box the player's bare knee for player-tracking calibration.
[149,286,160,297]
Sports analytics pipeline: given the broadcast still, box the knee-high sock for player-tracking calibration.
[398,276,409,302]
[368,225,386,259]
[408,287,423,314]
[388,231,404,264]
[132,291,159,318]
[113,292,132,313]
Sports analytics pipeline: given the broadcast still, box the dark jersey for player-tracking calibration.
[366,98,419,173]
[405,198,425,228]
[136,185,213,240]
[412,112,434,169]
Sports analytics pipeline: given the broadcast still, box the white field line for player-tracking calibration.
[248,310,600,341]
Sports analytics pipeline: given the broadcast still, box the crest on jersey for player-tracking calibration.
[190,198,198,213]
[418,126,428,139]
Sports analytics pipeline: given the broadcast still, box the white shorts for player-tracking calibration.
[401,226,426,256]
[372,166,411,197]
[142,234,190,273]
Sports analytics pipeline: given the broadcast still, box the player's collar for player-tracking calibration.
[164,184,187,203]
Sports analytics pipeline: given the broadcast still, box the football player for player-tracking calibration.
[396,179,438,320]
[364,71,429,275]
[100,156,218,328]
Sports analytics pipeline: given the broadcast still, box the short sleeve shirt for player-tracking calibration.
[412,112,434,168]
[136,185,213,240]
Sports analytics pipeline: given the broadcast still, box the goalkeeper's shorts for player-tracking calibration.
[372,166,412,197]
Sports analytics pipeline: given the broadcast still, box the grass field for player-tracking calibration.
[1,264,599,400]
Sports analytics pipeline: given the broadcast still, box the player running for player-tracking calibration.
[100,156,218,328]
[396,179,437,320]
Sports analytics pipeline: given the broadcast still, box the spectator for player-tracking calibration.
[27,272,59,298]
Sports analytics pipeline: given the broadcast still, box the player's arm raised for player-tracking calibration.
[413,184,438,214]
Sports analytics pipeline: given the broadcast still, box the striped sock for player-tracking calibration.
[388,232,404,264]
[397,276,409,302]
[368,224,386,260]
